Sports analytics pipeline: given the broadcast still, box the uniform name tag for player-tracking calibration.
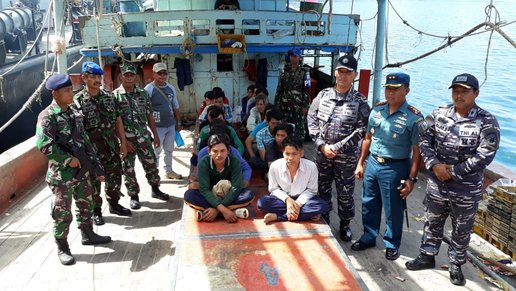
[458,123,479,147]
[317,99,336,122]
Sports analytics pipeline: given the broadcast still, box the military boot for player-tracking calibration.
[449,263,466,286]
[92,208,105,225]
[339,222,352,242]
[151,186,169,201]
[80,225,112,245]
[55,239,75,265]
[109,203,132,216]
[405,253,435,271]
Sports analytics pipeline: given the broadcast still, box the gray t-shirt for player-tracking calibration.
[144,82,180,128]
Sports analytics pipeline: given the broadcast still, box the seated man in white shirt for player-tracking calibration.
[257,137,329,224]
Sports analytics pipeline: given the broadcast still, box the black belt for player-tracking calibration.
[372,154,408,164]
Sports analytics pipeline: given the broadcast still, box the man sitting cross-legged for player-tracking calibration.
[257,137,329,224]
[184,134,254,223]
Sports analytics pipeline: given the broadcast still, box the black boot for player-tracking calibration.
[80,225,112,245]
[405,253,436,271]
[322,212,330,225]
[109,203,132,216]
[339,222,352,242]
[55,239,75,265]
[130,196,141,210]
[92,208,105,226]
[151,186,169,201]
[449,263,466,286]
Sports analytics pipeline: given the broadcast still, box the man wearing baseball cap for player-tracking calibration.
[113,63,170,209]
[353,72,423,261]
[144,62,184,181]
[307,54,370,241]
[74,61,128,225]
[36,74,111,265]
[406,73,500,286]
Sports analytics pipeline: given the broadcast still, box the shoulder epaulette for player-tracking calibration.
[407,105,421,115]
[374,101,387,107]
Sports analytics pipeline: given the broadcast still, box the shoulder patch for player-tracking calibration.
[407,105,421,115]
[374,101,387,107]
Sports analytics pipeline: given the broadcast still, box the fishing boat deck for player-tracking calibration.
[0,129,511,290]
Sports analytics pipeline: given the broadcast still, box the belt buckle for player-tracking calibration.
[377,156,385,163]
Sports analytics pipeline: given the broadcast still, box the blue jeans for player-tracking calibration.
[360,156,410,249]
[257,195,329,221]
[155,124,176,173]
[184,188,254,210]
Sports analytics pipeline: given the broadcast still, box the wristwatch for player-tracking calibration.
[408,177,418,184]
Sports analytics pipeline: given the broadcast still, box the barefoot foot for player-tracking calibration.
[264,213,278,224]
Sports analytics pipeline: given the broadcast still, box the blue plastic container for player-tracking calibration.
[175,130,185,147]
[119,0,146,37]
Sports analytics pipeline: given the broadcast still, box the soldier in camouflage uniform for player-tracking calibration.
[307,55,370,241]
[113,63,170,210]
[36,74,111,265]
[353,73,423,261]
[74,62,129,225]
[275,48,310,139]
[406,73,500,286]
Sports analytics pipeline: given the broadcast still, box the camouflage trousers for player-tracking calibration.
[92,137,123,208]
[49,179,93,240]
[316,152,358,225]
[123,136,160,197]
[284,111,306,140]
[420,177,480,265]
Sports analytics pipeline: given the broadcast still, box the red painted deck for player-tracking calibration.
[173,173,365,290]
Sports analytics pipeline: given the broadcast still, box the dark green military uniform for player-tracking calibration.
[113,84,161,197]
[36,101,96,239]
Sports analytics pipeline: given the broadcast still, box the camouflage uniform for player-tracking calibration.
[74,88,122,208]
[307,88,370,225]
[275,65,310,139]
[36,101,97,239]
[112,84,161,197]
[419,104,500,265]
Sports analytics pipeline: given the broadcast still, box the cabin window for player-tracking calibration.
[193,20,210,36]
[216,19,235,34]
[266,20,295,38]
[217,54,233,72]
[156,20,184,37]
[242,19,260,35]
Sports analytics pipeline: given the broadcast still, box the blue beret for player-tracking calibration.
[288,48,302,57]
[46,74,72,91]
[82,61,104,75]
[384,72,410,87]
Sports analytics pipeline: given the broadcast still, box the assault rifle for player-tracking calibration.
[56,135,106,180]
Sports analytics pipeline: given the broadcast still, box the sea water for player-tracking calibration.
[298,0,515,171]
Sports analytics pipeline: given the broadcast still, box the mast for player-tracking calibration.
[372,0,387,104]
[53,0,68,74]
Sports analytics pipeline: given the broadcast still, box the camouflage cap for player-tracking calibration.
[120,63,137,74]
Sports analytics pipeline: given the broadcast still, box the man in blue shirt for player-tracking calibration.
[353,73,423,261]
[145,62,183,184]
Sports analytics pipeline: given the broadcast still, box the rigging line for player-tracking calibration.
[383,22,487,69]
[44,0,55,75]
[384,2,389,64]
[0,74,51,134]
[345,0,354,49]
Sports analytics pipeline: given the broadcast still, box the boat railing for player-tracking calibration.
[79,10,359,55]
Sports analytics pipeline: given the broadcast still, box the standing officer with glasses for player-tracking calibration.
[353,72,423,261]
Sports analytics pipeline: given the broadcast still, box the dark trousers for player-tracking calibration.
[257,195,329,221]
[184,188,254,210]
[360,156,410,249]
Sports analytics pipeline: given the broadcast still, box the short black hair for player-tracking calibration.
[266,108,284,122]
[247,85,256,92]
[204,90,212,99]
[207,106,224,120]
[254,87,269,96]
[282,136,303,150]
[208,133,230,150]
[273,122,294,136]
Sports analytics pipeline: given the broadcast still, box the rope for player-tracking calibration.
[345,0,353,46]
[94,7,104,85]
[0,74,51,134]
[384,2,389,64]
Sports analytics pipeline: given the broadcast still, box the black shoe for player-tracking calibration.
[449,263,466,286]
[130,196,141,210]
[385,248,400,260]
[109,203,132,216]
[92,208,105,226]
[55,239,75,265]
[405,253,436,271]
[80,225,111,245]
[351,240,375,251]
[322,213,330,225]
[151,186,169,201]
[339,224,352,242]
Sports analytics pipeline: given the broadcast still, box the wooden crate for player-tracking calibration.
[492,185,516,205]
[217,34,246,54]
